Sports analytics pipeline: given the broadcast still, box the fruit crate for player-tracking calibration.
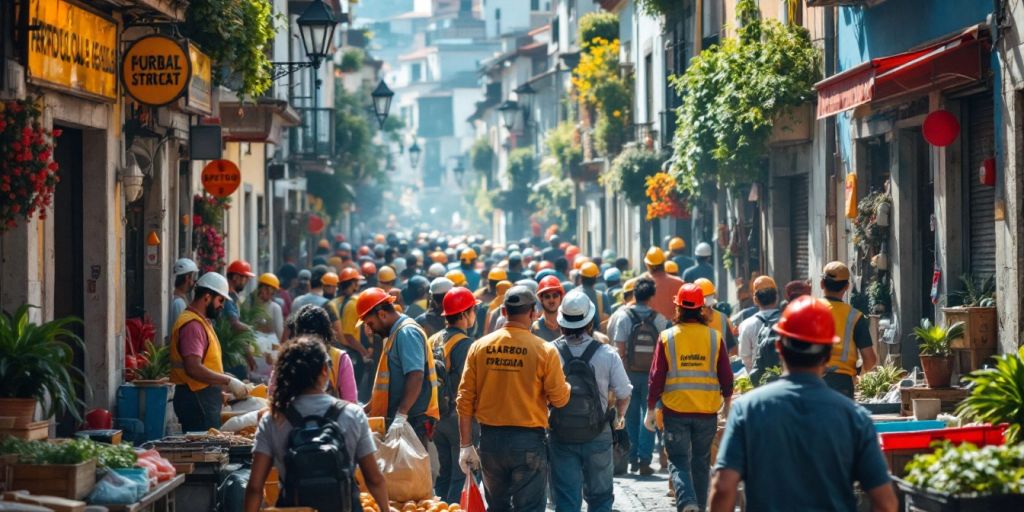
[10,459,97,500]
[895,478,1024,511]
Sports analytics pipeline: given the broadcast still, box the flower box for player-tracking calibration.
[941,307,997,350]
[894,477,1024,512]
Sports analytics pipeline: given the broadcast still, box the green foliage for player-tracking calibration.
[905,442,1024,495]
[868,276,891,315]
[851,191,890,253]
[856,362,905,400]
[759,366,782,386]
[670,0,820,196]
[183,0,279,98]
[734,375,753,394]
[635,0,686,17]
[544,122,582,178]
[134,341,170,381]
[578,12,619,50]
[338,49,365,73]
[953,274,996,307]
[0,437,136,469]
[912,319,964,357]
[470,138,495,180]
[603,145,662,206]
[506,148,537,190]
[214,317,260,370]
[529,177,574,235]
[956,351,1024,444]
[0,305,85,421]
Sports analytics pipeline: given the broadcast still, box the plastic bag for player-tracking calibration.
[374,423,432,502]
[459,471,486,512]
[88,469,146,504]
[221,409,262,432]
[136,448,176,482]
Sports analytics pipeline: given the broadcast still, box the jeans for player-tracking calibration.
[548,427,614,512]
[479,426,548,512]
[433,416,479,503]
[173,384,223,432]
[625,372,654,465]
[663,414,717,510]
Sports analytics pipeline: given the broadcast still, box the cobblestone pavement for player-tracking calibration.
[613,471,678,512]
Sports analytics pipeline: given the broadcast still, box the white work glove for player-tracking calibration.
[387,413,408,436]
[226,377,248,399]
[459,444,481,474]
[643,411,657,432]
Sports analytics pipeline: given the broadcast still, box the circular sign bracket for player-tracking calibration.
[121,34,193,107]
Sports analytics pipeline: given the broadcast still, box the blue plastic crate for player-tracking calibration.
[115,383,170,443]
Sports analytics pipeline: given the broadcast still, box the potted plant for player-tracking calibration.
[942,274,997,351]
[855,362,906,414]
[955,349,1024,443]
[897,442,1024,509]
[912,319,963,388]
[0,305,85,425]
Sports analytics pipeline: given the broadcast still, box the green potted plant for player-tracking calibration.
[912,319,964,388]
[0,305,85,425]
[942,274,997,351]
[955,348,1024,443]
[897,442,1024,509]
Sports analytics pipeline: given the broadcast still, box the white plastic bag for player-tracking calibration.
[221,409,262,432]
[375,422,433,502]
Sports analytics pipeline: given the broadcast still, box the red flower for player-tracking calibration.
[51,128,62,137]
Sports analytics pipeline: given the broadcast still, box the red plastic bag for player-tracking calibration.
[460,471,486,512]
[135,449,176,482]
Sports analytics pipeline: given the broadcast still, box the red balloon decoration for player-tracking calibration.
[922,110,960,147]
[307,214,325,234]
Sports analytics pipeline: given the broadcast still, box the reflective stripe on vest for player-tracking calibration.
[367,318,440,420]
[169,309,224,392]
[661,323,723,414]
[827,302,862,377]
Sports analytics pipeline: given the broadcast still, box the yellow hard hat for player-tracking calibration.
[694,277,716,297]
[488,267,508,281]
[622,278,638,293]
[668,237,685,252]
[665,260,679,275]
[460,248,478,262]
[580,262,600,278]
[753,275,777,292]
[378,265,397,283]
[321,272,340,287]
[446,269,467,287]
[644,247,666,266]
[257,273,280,290]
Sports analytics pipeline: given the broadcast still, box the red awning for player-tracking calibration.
[816,27,988,119]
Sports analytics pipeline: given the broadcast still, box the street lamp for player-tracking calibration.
[371,80,395,129]
[514,83,536,123]
[271,0,342,87]
[409,141,422,168]
[498,100,520,131]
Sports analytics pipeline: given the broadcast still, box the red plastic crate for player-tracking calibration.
[879,424,1007,451]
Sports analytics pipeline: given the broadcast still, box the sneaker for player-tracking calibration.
[638,463,655,476]
[679,505,699,512]
[628,461,639,473]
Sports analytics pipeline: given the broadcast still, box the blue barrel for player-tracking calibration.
[115,384,170,443]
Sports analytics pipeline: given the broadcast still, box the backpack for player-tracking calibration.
[624,308,661,373]
[749,310,782,387]
[549,340,608,444]
[431,330,468,417]
[281,401,357,512]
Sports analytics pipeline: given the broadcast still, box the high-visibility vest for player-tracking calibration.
[368,317,440,420]
[826,301,862,377]
[660,323,723,414]
[169,309,224,392]
[327,346,344,394]
[708,310,734,340]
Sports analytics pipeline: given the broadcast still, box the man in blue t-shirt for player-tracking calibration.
[708,296,897,512]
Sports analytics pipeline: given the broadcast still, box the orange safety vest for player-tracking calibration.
[428,329,469,369]
[368,317,440,420]
[660,323,723,414]
[169,309,224,392]
[708,310,735,340]
[826,301,862,377]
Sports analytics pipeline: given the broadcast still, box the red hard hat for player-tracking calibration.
[356,287,395,319]
[357,246,371,256]
[773,296,840,345]
[674,283,705,310]
[538,261,554,270]
[565,245,580,258]
[537,276,564,296]
[442,287,478,316]
[361,261,377,275]
[339,267,361,283]
[227,260,255,277]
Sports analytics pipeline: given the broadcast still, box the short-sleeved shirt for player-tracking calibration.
[715,373,891,511]
[682,262,714,284]
[253,394,376,482]
[223,293,241,323]
[530,318,561,342]
[168,295,188,334]
[415,311,446,338]
[291,292,329,312]
[825,298,873,350]
[609,304,670,353]
[340,299,360,339]
[177,319,209,359]
[386,315,431,419]
[644,271,684,321]
[738,308,779,369]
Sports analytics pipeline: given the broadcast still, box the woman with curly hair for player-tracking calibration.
[244,337,388,512]
[287,304,358,402]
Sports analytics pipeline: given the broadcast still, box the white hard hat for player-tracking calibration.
[695,242,713,257]
[173,258,199,276]
[430,277,454,295]
[427,263,447,278]
[557,289,595,329]
[195,272,231,299]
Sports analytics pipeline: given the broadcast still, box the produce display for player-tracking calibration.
[904,442,1024,495]
[0,437,136,469]
[359,493,461,512]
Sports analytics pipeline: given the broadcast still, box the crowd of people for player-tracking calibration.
[165,232,897,512]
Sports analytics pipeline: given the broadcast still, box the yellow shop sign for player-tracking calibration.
[121,35,192,107]
[186,43,213,114]
[26,0,118,101]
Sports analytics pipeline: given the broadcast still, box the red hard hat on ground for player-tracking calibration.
[674,283,705,310]
[361,261,377,275]
[339,267,361,283]
[537,275,565,296]
[773,296,840,345]
[442,287,478,316]
[356,287,395,319]
[227,260,255,277]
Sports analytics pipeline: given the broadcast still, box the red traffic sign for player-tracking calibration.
[201,159,241,198]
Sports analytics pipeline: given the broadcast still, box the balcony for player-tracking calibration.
[290,107,335,162]
[660,110,676,150]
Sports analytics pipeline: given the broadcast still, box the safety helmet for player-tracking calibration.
[622,277,638,293]
[321,272,340,287]
[427,263,447,279]
[173,258,199,276]
[694,242,713,257]
[694,278,716,297]
[665,260,679,275]
[644,247,666,266]
[753,275,777,292]
[604,268,622,283]
[538,260,554,270]
[442,287,479,316]
[257,273,280,290]
[196,272,231,299]
[488,267,508,281]
[339,268,361,283]
[356,287,395,319]
[573,257,591,271]
[318,239,331,249]
[565,245,581,259]
[227,260,255,277]
[460,247,478,263]
[580,262,600,279]
[537,275,565,296]
[446,269,467,287]
[327,256,343,271]
[668,237,686,252]
[495,280,514,297]
[429,277,454,295]
[361,261,377,276]
[773,296,840,345]
[378,266,397,283]
[674,283,705,310]
[357,246,371,256]
[557,289,595,329]
[601,249,617,261]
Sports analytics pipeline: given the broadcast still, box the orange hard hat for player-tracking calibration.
[537,276,565,296]
[565,245,580,259]
[356,287,396,319]
[361,261,377,275]
[773,296,840,345]
[339,267,361,283]
[431,251,448,264]
[227,260,255,277]
[378,266,397,282]
[442,287,478,316]
[538,261,554,270]
[321,272,339,287]
[573,256,591,270]
[674,283,705,310]
[580,261,600,278]
[357,246,371,256]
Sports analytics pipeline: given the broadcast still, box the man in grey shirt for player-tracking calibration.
[168,258,198,335]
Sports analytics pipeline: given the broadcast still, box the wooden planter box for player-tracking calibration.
[895,477,1024,511]
[11,459,96,500]
[899,387,969,417]
[942,307,997,350]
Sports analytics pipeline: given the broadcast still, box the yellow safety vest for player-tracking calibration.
[328,346,344,393]
[428,330,469,369]
[169,309,224,392]
[826,301,862,377]
[368,317,440,420]
[661,323,723,415]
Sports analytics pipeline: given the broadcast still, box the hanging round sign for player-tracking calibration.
[922,109,960,147]
[201,160,241,198]
[121,35,192,107]
[307,214,325,234]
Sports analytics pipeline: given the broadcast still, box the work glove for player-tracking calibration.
[459,444,481,474]
[387,413,408,437]
[226,377,249,399]
[643,411,657,432]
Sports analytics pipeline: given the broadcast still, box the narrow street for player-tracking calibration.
[613,473,677,512]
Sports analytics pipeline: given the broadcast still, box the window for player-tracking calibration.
[702,0,722,49]
[531,0,540,10]
[411,63,422,82]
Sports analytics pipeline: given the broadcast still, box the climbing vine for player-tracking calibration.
[183,0,279,98]
[603,146,662,206]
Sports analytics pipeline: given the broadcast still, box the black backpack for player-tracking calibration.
[750,310,782,387]
[624,308,661,372]
[281,401,357,512]
[549,340,608,444]
[432,330,468,417]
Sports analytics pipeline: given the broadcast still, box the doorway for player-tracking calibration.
[914,130,935,325]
